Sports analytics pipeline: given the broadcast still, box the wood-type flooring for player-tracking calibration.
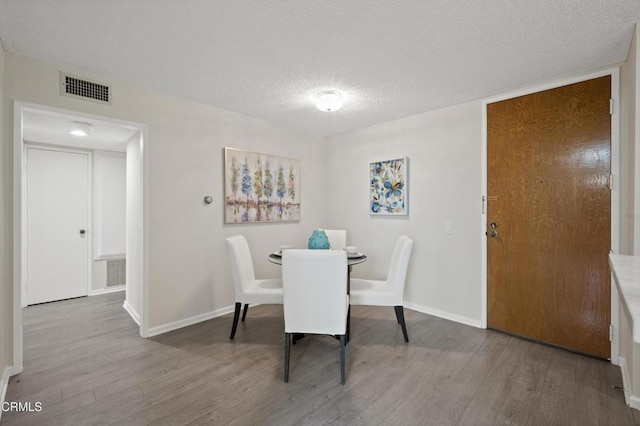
[3,292,639,425]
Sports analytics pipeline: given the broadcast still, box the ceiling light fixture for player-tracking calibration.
[315,90,343,112]
[69,121,93,137]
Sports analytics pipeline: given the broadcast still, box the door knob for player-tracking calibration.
[491,230,498,238]
[79,229,86,235]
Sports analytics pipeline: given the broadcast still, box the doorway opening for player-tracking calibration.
[12,102,148,375]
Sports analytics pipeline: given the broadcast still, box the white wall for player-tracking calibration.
[325,101,483,325]
[125,133,142,323]
[2,44,637,356]
[93,150,126,259]
[632,25,640,256]
[4,52,326,332]
[91,150,126,292]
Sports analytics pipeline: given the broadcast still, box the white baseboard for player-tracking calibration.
[123,300,141,326]
[90,285,125,296]
[403,302,482,329]
[618,357,640,410]
[146,305,236,338]
[139,301,480,339]
[619,356,632,406]
[0,366,11,422]
[630,395,640,411]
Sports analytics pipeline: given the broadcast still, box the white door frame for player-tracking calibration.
[12,101,150,375]
[480,68,621,354]
[23,144,93,305]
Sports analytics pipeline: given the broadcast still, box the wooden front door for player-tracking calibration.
[487,76,611,359]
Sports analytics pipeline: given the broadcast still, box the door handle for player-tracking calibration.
[79,229,86,235]
[489,222,498,238]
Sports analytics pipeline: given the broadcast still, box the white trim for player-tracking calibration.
[481,67,621,329]
[480,100,488,329]
[13,102,24,374]
[95,253,125,261]
[123,300,141,326]
[13,101,149,373]
[404,302,482,329]
[619,355,640,410]
[90,285,125,296]
[611,68,621,255]
[611,272,620,366]
[140,130,150,338]
[146,305,236,338]
[631,394,640,411]
[0,366,11,421]
[619,356,632,406]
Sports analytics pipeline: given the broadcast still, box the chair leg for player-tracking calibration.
[230,302,241,340]
[340,334,346,385]
[241,303,249,321]
[394,306,409,343]
[284,332,291,383]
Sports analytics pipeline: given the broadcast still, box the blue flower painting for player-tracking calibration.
[369,157,408,216]
[224,147,301,224]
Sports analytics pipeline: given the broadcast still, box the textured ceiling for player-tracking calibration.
[1,1,639,137]
[23,108,139,152]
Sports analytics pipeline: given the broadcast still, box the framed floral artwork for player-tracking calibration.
[369,157,408,216]
[224,147,300,223]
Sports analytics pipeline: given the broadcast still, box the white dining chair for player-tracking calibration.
[282,249,349,384]
[225,234,283,340]
[349,235,414,342]
[323,229,347,250]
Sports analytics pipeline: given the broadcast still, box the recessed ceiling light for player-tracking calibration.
[315,90,343,112]
[69,121,92,137]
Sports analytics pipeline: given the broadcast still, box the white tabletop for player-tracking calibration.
[609,254,640,343]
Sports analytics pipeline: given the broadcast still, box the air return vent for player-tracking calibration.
[60,73,111,104]
[106,258,126,287]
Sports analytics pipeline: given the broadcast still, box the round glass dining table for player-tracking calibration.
[268,251,367,290]
[268,251,367,267]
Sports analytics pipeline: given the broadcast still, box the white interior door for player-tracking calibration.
[26,147,89,305]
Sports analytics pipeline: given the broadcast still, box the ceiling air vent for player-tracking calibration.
[60,73,111,105]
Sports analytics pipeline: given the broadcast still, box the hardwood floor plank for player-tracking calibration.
[4,293,638,425]
[456,336,550,424]
[359,320,482,425]
[527,347,578,425]
[3,388,97,425]
[574,353,635,425]
[423,330,510,425]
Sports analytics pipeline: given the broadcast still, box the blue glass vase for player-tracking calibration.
[308,229,330,249]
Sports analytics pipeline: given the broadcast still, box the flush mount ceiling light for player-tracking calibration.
[69,121,93,137]
[315,90,343,112]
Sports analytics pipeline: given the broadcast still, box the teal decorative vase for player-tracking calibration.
[308,229,330,249]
